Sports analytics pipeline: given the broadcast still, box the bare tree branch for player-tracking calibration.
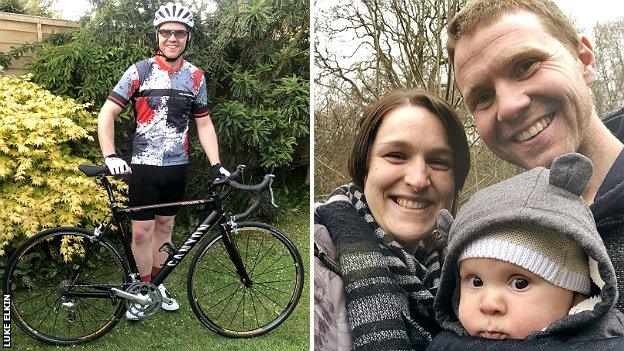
[314,0,526,199]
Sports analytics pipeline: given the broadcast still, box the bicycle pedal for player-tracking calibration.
[162,296,174,304]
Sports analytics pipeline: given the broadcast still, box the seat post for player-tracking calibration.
[99,176,118,208]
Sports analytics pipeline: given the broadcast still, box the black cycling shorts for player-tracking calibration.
[128,164,188,221]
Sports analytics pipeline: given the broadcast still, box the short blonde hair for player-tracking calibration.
[447,0,579,65]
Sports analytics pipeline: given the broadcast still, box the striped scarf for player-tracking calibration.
[315,184,443,351]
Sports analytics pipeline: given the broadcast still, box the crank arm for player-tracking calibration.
[110,288,152,305]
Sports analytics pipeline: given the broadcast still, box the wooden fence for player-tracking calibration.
[0,11,78,75]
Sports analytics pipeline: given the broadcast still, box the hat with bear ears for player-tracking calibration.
[434,153,623,320]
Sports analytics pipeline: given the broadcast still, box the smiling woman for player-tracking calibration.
[363,105,456,254]
[313,89,470,351]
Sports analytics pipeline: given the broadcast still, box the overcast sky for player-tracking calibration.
[554,0,624,41]
[54,0,623,36]
[52,0,93,20]
[51,0,217,21]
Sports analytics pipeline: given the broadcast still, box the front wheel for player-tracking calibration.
[3,227,130,345]
[187,222,304,338]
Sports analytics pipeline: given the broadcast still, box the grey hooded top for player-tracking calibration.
[431,153,624,347]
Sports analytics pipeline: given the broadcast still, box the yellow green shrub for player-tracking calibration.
[0,74,125,257]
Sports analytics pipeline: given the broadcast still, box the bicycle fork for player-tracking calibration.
[221,220,252,287]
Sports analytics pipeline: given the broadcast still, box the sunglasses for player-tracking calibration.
[157,29,189,39]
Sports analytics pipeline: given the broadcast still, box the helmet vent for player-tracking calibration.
[153,2,194,28]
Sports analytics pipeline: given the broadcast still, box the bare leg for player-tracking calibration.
[152,215,176,269]
[131,220,156,279]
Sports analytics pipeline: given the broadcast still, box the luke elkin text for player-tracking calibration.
[3,294,10,348]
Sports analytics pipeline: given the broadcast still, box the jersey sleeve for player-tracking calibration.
[192,70,210,118]
[107,64,140,108]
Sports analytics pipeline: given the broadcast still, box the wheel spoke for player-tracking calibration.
[246,235,265,276]
[208,245,238,276]
[251,282,285,308]
[244,232,250,268]
[210,285,242,321]
[20,294,59,320]
[188,225,302,337]
[14,289,55,305]
[197,280,240,300]
[81,269,118,281]
[250,286,273,317]
[50,303,60,337]
[256,280,288,294]
[77,296,113,317]
[249,289,269,326]
[197,266,238,278]
[77,298,97,324]
[228,288,246,328]
[253,265,289,278]
[249,240,277,277]
[6,230,127,344]
[253,251,288,278]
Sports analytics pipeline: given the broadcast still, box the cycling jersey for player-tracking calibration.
[107,56,209,166]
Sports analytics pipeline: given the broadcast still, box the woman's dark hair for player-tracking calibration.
[348,89,471,202]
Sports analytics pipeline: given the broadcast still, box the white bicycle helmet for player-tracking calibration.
[153,2,194,28]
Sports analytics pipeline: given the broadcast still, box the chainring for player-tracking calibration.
[124,281,162,319]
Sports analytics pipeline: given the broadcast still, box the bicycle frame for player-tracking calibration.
[68,174,250,298]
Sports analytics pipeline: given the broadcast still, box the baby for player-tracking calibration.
[456,223,589,339]
[427,153,624,349]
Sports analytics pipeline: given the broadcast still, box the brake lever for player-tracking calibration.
[213,176,228,186]
[268,177,278,208]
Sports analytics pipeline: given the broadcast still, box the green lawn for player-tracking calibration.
[9,210,310,351]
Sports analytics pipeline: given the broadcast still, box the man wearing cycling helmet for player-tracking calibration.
[97,2,229,320]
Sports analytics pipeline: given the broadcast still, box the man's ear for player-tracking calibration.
[578,36,596,85]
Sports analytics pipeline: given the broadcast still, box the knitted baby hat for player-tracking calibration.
[458,225,590,294]
[445,153,597,295]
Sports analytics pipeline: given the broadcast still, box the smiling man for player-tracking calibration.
[97,2,229,320]
[446,0,624,313]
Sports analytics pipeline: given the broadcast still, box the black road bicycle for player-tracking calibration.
[3,164,304,345]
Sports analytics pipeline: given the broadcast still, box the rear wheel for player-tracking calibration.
[3,227,130,345]
[187,222,304,338]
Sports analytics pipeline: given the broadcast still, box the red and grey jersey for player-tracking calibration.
[107,56,209,166]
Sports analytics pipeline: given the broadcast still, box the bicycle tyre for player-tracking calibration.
[3,227,130,345]
[187,222,304,338]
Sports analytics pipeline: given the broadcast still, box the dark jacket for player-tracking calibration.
[592,109,624,312]
[426,330,624,351]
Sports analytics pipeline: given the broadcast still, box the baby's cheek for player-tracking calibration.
[508,311,556,339]
[510,290,573,338]
[457,298,478,336]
